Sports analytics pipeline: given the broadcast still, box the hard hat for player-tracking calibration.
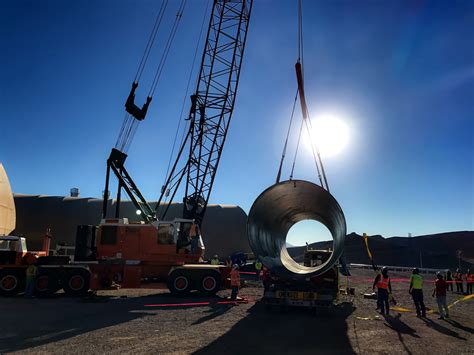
[436,271,443,278]
[381,266,388,272]
[232,264,239,269]
[213,255,219,258]
[413,268,419,274]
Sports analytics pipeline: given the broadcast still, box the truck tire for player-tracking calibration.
[168,270,192,296]
[62,269,90,297]
[198,271,221,296]
[35,271,59,297]
[0,270,24,296]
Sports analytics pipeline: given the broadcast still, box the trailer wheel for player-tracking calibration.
[198,271,221,296]
[35,272,59,297]
[0,270,24,296]
[63,269,90,297]
[168,270,192,295]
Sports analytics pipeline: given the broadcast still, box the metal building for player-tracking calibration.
[13,194,250,259]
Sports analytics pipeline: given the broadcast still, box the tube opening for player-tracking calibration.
[247,180,346,278]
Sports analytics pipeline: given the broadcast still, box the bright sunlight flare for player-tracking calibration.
[304,113,350,158]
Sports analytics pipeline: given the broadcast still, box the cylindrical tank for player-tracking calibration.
[247,180,346,278]
[0,163,16,235]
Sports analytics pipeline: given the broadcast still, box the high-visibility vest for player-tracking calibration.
[377,276,390,290]
[411,274,423,289]
[467,274,473,283]
[230,269,240,287]
[26,265,37,278]
[255,261,262,270]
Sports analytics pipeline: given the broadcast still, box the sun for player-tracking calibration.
[304,113,349,158]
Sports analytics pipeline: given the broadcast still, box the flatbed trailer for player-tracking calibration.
[262,250,339,309]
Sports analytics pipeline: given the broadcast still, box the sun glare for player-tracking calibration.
[304,113,349,158]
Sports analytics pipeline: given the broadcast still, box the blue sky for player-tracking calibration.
[1,0,473,244]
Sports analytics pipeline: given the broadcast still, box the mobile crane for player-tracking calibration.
[0,0,252,297]
[86,0,253,296]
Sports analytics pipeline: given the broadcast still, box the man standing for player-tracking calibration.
[409,268,426,317]
[466,269,473,295]
[254,259,262,280]
[446,269,453,292]
[455,269,464,294]
[372,267,392,315]
[229,264,240,301]
[189,220,200,255]
[211,255,220,265]
[25,261,38,298]
[432,272,449,319]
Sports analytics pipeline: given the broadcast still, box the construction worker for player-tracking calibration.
[25,261,38,298]
[254,259,262,280]
[409,268,426,317]
[446,269,453,292]
[466,269,473,295]
[432,272,449,319]
[229,264,240,301]
[455,268,464,294]
[372,266,392,315]
[210,254,220,265]
[189,220,200,255]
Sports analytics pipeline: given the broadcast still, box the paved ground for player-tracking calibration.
[0,269,472,354]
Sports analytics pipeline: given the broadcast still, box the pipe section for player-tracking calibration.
[247,180,346,278]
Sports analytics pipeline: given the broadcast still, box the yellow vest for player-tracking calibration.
[411,274,423,289]
[26,265,37,278]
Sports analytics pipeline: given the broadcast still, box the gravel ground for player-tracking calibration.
[0,269,472,354]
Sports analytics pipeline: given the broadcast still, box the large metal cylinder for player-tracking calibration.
[247,180,346,278]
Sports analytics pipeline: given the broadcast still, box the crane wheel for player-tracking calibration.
[168,270,192,296]
[0,270,24,296]
[62,269,90,297]
[198,271,221,296]
[35,272,59,297]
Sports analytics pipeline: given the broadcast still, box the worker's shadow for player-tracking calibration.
[421,317,467,340]
[444,318,474,334]
[192,302,233,325]
[383,314,419,338]
[383,313,419,355]
[194,301,356,355]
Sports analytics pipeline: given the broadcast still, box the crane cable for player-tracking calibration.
[115,0,187,152]
[276,89,298,183]
[148,0,187,97]
[134,0,169,83]
[288,0,329,191]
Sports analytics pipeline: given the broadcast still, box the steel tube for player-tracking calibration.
[247,180,346,278]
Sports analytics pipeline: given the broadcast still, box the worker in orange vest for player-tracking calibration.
[466,269,473,295]
[229,264,240,301]
[372,266,392,315]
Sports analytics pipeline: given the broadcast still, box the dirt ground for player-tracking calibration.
[0,269,472,354]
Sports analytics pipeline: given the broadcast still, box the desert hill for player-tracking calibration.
[288,231,473,270]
